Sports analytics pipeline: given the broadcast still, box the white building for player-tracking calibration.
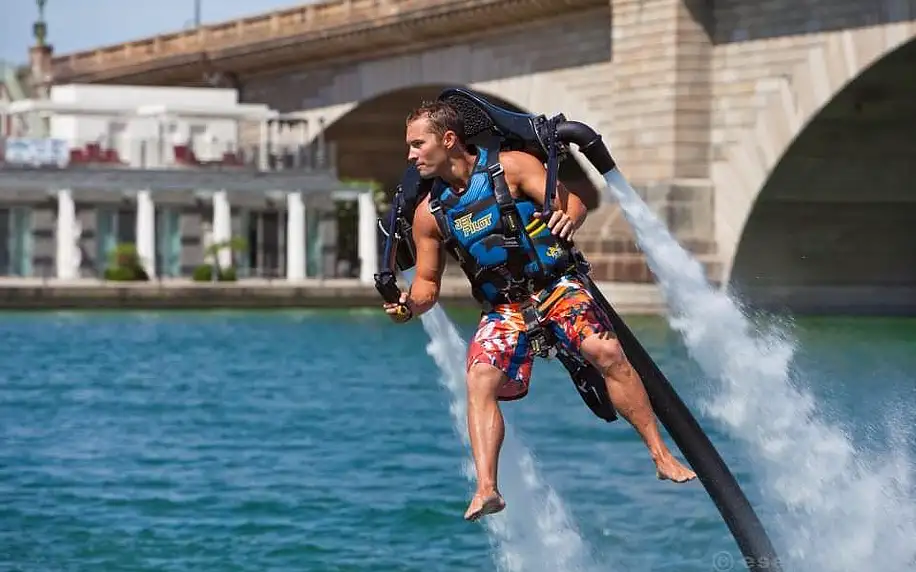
[0,84,378,283]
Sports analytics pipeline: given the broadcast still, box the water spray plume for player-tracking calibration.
[602,168,916,571]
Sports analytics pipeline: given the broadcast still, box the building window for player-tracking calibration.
[0,206,33,276]
[156,207,181,277]
[96,207,136,272]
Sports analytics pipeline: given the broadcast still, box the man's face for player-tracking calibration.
[406,117,453,178]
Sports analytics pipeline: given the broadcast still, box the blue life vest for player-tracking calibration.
[427,143,576,305]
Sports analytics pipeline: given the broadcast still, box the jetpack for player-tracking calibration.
[374,87,783,571]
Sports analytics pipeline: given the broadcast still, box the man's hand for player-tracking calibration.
[500,150,586,241]
[534,207,577,241]
[383,291,413,323]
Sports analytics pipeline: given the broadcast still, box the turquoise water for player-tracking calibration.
[2,308,914,571]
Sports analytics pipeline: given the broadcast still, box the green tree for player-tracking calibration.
[192,236,247,281]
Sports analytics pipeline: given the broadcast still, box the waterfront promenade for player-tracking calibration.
[0,277,665,314]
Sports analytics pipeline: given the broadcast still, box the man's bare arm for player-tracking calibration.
[500,151,588,238]
[405,199,445,316]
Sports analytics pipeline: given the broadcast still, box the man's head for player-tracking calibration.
[405,100,468,179]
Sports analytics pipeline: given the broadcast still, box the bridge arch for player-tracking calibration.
[715,23,916,312]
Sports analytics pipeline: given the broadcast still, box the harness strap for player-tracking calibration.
[541,116,560,218]
[482,139,547,282]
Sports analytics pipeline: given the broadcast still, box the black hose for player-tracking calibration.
[555,121,616,174]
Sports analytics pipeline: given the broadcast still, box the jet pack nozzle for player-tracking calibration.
[555,120,616,175]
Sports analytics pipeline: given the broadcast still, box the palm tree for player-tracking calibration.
[204,236,247,281]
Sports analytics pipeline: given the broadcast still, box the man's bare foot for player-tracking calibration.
[654,454,697,483]
[464,490,506,521]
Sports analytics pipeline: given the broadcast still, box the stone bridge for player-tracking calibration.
[48,0,916,313]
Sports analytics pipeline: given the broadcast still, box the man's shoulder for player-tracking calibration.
[495,150,544,192]
[496,150,542,173]
[414,192,432,219]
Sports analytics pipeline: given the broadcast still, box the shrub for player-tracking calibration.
[104,243,149,281]
[191,264,237,282]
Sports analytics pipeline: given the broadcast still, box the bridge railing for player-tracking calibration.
[50,0,463,78]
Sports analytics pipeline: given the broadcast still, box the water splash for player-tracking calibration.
[602,169,916,570]
[402,269,598,572]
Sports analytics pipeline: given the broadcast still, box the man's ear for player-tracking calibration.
[442,130,457,150]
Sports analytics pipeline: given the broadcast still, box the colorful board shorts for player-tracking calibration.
[466,274,615,401]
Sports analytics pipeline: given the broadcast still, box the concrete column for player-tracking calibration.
[258,120,269,170]
[212,190,232,269]
[357,190,378,284]
[136,190,156,278]
[286,191,306,280]
[55,189,78,279]
[270,120,281,170]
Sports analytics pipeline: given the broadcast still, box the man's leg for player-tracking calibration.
[463,308,534,520]
[545,278,696,483]
[579,332,695,482]
[464,362,508,520]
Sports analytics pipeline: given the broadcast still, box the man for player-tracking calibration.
[383,100,696,522]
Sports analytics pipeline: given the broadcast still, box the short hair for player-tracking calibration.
[405,100,466,142]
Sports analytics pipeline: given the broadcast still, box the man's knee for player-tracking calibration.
[466,362,507,398]
[581,333,629,376]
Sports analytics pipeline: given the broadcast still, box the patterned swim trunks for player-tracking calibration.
[466,274,615,401]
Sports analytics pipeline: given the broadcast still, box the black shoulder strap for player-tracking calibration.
[427,181,459,261]
[481,138,546,280]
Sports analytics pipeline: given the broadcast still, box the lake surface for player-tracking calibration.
[2,308,914,571]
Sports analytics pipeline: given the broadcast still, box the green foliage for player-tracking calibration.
[204,236,248,262]
[193,235,247,282]
[191,264,237,282]
[340,177,388,214]
[103,242,149,281]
